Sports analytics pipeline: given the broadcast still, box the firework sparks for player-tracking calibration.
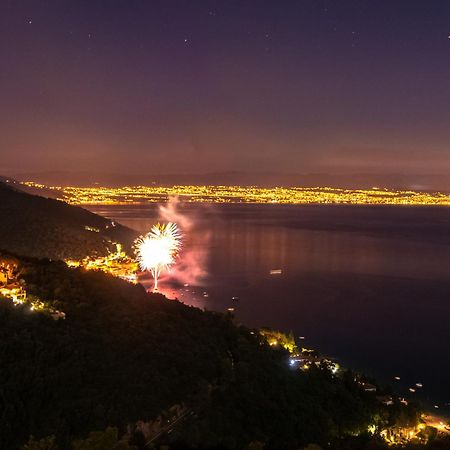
[134,222,182,290]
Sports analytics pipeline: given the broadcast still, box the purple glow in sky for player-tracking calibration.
[1,1,450,187]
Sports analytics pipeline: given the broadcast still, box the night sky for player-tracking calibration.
[1,1,450,185]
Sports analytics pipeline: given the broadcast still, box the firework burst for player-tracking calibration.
[134,222,182,290]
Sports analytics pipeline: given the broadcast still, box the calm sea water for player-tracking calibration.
[88,203,450,409]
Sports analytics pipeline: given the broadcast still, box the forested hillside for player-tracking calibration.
[0,181,136,260]
[0,253,415,450]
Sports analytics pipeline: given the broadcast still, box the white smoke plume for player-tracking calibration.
[158,196,209,286]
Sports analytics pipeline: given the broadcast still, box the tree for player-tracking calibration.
[21,436,59,450]
[72,427,136,450]
[247,442,265,450]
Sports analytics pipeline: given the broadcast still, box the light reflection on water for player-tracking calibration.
[88,203,450,408]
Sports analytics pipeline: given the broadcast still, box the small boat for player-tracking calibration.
[415,383,423,388]
[270,269,282,275]
[394,376,401,381]
[232,296,239,301]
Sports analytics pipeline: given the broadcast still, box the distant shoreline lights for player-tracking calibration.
[22,181,450,206]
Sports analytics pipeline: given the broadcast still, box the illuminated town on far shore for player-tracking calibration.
[22,181,450,206]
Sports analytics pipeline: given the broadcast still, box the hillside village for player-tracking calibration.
[0,255,26,304]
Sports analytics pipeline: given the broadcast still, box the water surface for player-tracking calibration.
[88,204,450,409]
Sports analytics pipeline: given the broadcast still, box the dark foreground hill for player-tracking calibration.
[0,252,432,450]
[0,181,136,260]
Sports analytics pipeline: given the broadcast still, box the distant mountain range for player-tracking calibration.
[0,179,137,260]
[9,170,450,191]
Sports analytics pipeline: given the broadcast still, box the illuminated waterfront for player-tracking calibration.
[22,182,450,206]
[65,243,139,284]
